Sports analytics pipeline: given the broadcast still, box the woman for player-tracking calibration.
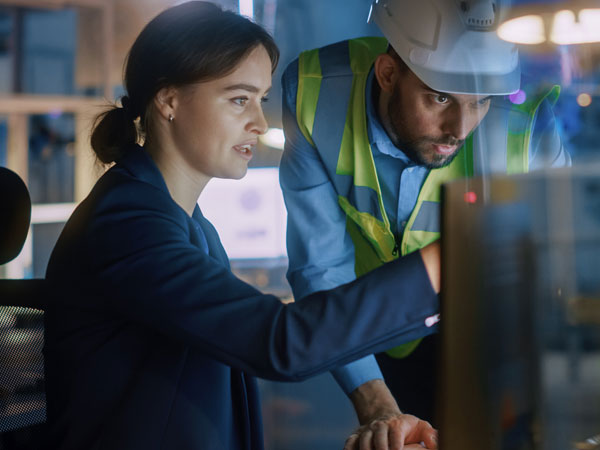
[43,2,440,449]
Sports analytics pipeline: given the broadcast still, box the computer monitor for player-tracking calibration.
[438,165,600,450]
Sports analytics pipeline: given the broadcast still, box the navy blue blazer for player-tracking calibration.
[43,145,439,450]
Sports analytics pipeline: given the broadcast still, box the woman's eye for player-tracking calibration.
[434,94,449,104]
[232,97,248,106]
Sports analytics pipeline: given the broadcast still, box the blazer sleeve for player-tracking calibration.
[68,176,439,382]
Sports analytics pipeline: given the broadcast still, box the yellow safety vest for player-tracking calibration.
[296,37,559,358]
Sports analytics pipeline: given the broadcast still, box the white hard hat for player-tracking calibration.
[368,0,520,95]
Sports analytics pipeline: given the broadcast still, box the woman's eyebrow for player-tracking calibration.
[224,83,271,93]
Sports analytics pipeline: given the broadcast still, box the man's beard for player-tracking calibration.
[387,86,464,170]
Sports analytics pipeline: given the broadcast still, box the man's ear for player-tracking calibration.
[374,53,400,94]
[153,86,179,122]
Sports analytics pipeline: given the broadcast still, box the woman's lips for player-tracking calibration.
[233,144,254,161]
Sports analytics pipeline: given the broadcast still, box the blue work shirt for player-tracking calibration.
[280,55,570,395]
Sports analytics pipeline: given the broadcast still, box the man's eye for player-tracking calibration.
[434,94,449,104]
[477,98,491,106]
[233,97,248,106]
[261,96,269,104]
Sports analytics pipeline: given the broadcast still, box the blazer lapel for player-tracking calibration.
[192,206,230,268]
[116,145,230,268]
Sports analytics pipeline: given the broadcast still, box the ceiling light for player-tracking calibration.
[551,8,600,45]
[497,14,546,45]
[497,2,600,46]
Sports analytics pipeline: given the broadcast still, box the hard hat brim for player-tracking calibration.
[409,62,522,96]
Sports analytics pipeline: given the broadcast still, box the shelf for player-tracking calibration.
[0,94,105,115]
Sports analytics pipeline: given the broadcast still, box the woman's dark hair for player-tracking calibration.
[91,1,279,164]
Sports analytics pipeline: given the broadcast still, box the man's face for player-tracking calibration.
[386,68,492,169]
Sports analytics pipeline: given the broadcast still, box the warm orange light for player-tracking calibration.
[577,93,592,107]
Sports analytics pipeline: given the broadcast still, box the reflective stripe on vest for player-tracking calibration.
[296,37,558,358]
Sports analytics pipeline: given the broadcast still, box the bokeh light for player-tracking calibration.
[577,93,593,107]
[509,89,527,105]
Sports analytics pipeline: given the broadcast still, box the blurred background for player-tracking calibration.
[0,0,598,449]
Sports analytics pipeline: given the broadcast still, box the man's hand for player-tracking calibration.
[343,414,437,450]
[346,379,438,450]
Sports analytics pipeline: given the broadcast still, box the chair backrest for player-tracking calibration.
[0,167,47,448]
[0,302,46,440]
[0,167,31,266]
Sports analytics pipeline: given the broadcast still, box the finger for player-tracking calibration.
[371,421,389,450]
[404,419,437,449]
[404,418,432,443]
[344,433,360,450]
[388,422,405,450]
[422,428,438,449]
[359,429,374,450]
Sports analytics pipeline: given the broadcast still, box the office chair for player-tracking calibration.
[0,167,47,449]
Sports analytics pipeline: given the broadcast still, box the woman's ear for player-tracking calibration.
[153,86,179,122]
[374,53,400,94]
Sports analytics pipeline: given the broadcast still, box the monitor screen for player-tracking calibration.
[438,166,600,450]
[198,168,287,260]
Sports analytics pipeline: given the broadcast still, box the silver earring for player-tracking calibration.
[168,114,174,122]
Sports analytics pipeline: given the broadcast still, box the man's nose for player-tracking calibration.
[442,110,472,141]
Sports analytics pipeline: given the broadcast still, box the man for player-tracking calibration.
[279,0,570,448]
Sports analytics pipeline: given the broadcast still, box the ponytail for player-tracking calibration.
[90,100,138,164]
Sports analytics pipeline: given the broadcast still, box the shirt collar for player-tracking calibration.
[365,68,415,165]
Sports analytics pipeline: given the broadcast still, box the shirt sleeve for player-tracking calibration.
[279,59,384,394]
[59,176,440,383]
[529,96,572,169]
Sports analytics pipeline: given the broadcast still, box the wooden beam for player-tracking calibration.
[6,113,28,184]
[0,94,106,114]
[0,0,107,9]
